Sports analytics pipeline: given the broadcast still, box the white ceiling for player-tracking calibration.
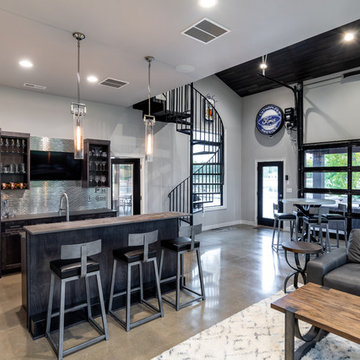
[0,1,360,107]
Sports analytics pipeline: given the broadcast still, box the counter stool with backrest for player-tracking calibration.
[46,239,109,360]
[323,203,347,248]
[108,230,163,332]
[272,203,296,252]
[159,224,205,311]
[302,206,331,252]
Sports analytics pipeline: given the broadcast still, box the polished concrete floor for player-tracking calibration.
[0,225,301,359]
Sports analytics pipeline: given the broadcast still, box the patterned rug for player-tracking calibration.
[153,289,360,359]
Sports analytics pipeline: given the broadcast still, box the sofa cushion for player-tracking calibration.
[323,263,360,296]
[347,229,360,263]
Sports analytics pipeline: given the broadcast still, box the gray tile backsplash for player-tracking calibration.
[2,137,109,215]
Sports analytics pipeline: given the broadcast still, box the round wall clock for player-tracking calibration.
[256,104,284,136]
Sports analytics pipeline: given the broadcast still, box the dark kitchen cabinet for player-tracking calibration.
[82,139,111,188]
[0,130,31,190]
[0,210,117,277]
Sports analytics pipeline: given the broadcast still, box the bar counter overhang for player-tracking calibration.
[22,212,185,338]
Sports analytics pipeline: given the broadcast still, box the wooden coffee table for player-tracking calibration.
[282,241,322,293]
[271,283,360,360]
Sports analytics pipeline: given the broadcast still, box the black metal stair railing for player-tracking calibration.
[164,83,224,222]
[169,150,221,222]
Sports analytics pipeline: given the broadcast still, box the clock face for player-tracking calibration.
[256,104,284,136]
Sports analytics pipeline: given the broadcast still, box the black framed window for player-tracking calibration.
[302,140,360,233]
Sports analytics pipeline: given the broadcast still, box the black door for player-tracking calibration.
[111,159,141,215]
[257,161,284,226]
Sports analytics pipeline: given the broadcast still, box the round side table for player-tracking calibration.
[282,240,323,293]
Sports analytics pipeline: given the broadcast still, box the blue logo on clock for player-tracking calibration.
[256,104,284,136]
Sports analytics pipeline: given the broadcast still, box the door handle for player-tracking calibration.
[279,194,283,199]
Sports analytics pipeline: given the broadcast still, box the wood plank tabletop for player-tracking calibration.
[23,212,188,235]
[271,282,360,344]
[281,240,323,254]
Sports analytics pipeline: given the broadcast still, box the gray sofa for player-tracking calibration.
[307,229,360,296]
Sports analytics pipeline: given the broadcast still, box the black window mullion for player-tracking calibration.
[304,166,347,172]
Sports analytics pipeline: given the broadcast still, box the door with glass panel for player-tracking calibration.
[111,159,140,216]
[257,161,284,226]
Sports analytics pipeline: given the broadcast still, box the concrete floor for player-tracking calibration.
[0,225,298,359]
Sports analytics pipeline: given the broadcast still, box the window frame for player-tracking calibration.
[301,139,360,234]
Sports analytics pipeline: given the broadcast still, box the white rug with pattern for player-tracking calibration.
[153,289,360,359]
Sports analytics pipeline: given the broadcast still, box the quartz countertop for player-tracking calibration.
[24,212,186,235]
[2,208,117,223]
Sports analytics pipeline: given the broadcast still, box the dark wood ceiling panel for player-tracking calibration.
[216,19,360,97]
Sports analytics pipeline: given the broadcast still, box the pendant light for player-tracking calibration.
[144,56,156,162]
[71,32,86,159]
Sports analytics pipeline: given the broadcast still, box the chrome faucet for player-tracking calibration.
[59,192,70,222]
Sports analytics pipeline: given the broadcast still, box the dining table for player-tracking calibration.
[280,198,336,241]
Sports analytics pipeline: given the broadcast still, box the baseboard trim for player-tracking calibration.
[240,220,256,226]
[202,220,242,231]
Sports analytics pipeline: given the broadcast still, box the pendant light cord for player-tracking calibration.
[77,39,81,105]
[147,59,151,116]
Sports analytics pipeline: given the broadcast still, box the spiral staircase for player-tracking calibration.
[133,83,224,224]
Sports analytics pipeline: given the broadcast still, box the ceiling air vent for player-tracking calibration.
[182,18,230,44]
[23,83,47,90]
[99,77,129,89]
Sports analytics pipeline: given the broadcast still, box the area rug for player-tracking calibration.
[153,289,360,359]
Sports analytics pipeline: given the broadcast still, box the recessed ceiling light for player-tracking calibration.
[344,31,355,42]
[199,0,217,8]
[19,59,33,68]
[87,75,99,83]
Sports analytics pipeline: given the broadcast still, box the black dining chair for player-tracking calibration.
[271,203,296,252]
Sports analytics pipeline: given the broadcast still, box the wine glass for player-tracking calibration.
[4,138,9,152]
[95,175,100,187]
[16,139,21,153]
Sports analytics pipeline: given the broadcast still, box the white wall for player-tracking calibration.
[0,85,189,214]
[304,69,360,143]
[193,76,242,229]
[241,87,298,224]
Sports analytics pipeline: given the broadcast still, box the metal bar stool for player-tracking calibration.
[46,239,109,360]
[271,203,296,252]
[159,224,205,311]
[302,206,331,252]
[108,230,163,331]
[323,203,347,248]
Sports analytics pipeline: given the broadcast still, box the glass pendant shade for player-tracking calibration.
[144,114,155,162]
[71,102,86,159]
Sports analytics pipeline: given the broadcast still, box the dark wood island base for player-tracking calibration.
[22,212,185,338]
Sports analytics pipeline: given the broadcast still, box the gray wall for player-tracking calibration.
[241,87,298,224]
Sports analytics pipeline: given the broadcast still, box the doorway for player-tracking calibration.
[111,159,141,216]
[257,161,284,226]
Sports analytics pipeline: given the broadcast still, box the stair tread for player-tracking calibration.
[193,162,222,166]
[192,140,222,146]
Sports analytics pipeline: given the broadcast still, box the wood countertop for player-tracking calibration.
[23,212,187,235]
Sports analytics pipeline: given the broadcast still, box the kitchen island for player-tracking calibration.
[22,212,185,338]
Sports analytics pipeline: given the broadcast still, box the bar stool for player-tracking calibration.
[302,206,331,252]
[46,239,109,360]
[323,203,347,248]
[159,224,205,311]
[108,230,163,331]
[271,203,296,252]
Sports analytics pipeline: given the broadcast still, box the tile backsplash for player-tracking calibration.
[2,136,109,215]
